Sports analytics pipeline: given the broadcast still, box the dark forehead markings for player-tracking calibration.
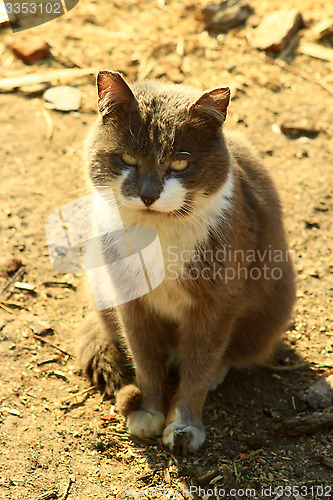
[124,88,195,160]
[132,107,177,158]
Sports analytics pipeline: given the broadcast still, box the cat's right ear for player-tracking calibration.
[190,87,230,127]
[97,70,137,117]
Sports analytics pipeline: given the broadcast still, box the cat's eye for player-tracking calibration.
[121,152,138,166]
[170,159,189,171]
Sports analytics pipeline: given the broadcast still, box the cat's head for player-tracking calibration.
[87,71,232,220]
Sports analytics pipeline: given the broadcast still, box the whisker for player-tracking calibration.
[172,209,186,226]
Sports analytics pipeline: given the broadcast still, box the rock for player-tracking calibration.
[245,435,265,450]
[43,86,81,112]
[194,467,220,486]
[279,122,321,137]
[10,478,25,486]
[1,258,22,276]
[20,83,51,97]
[199,0,253,32]
[297,374,333,409]
[11,36,50,63]
[252,9,304,52]
[30,320,54,336]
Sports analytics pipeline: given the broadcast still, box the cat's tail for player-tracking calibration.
[77,313,134,397]
[77,312,142,415]
[115,384,142,417]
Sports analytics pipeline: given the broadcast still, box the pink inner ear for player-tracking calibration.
[207,88,230,109]
[191,87,230,124]
[97,71,133,108]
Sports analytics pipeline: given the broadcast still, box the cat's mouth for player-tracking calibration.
[132,204,177,216]
[141,206,165,215]
[140,195,193,214]
[122,202,193,218]
[135,197,194,218]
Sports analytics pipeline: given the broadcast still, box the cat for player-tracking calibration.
[78,70,296,455]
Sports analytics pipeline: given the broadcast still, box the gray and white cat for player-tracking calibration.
[78,71,295,454]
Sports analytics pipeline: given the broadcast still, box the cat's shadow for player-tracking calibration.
[121,340,326,489]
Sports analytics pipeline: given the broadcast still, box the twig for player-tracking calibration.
[14,282,36,292]
[128,434,159,446]
[270,412,333,437]
[299,42,333,62]
[178,481,196,500]
[0,300,29,309]
[262,361,309,372]
[0,267,25,299]
[58,385,97,404]
[26,392,38,399]
[41,108,54,140]
[43,281,76,290]
[264,55,333,95]
[36,489,58,500]
[37,356,63,367]
[0,302,14,313]
[33,333,73,358]
[0,67,99,92]
[59,476,74,500]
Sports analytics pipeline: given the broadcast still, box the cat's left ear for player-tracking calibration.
[190,87,230,126]
[97,70,137,117]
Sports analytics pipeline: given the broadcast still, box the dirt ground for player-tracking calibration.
[0,0,332,499]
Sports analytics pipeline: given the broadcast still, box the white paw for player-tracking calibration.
[127,409,166,439]
[162,422,205,454]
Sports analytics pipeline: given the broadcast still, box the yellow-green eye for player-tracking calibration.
[170,159,188,171]
[121,153,138,166]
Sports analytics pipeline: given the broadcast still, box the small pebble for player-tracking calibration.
[43,86,81,112]
[11,36,49,63]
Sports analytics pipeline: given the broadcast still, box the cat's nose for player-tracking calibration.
[140,194,160,207]
[139,180,161,207]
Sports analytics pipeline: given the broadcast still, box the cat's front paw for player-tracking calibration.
[162,422,205,455]
[127,409,166,439]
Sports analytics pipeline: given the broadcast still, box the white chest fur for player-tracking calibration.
[91,168,234,322]
[142,222,200,323]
